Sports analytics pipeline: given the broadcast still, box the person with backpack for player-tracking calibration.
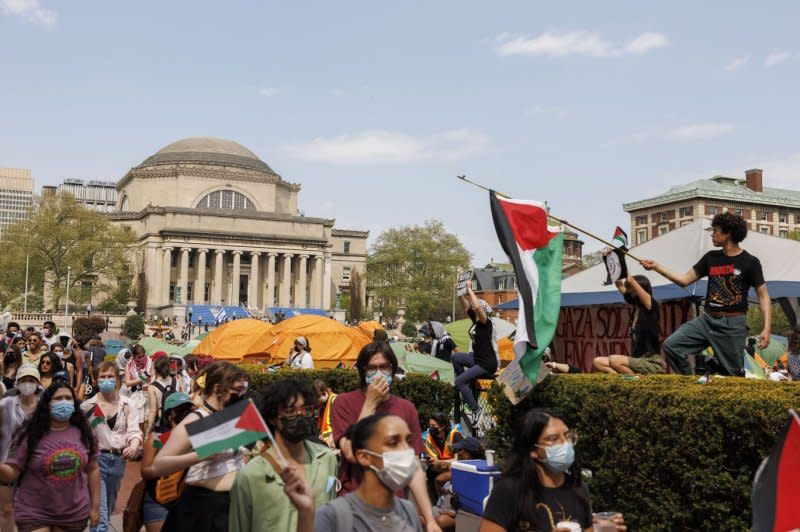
[140,392,197,532]
[147,355,177,436]
[81,361,143,532]
[315,413,424,531]
[229,379,337,532]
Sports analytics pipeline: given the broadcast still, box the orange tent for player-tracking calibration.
[192,319,273,360]
[358,320,384,336]
[258,315,372,368]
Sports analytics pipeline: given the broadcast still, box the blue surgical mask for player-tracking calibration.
[539,442,575,473]
[50,400,75,421]
[98,379,116,393]
[366,370,393,387]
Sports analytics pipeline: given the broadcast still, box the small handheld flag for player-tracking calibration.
[603,226,629,286]
[186,399,271,460]
[90,404,105,428]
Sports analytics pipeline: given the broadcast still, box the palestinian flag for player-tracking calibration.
[185,399,269,458]
[490,192,562,383]
[752,409,800,531]
[429,370,440,381]
[153,430,171,450]
[603,226,629,286]
[90,404,105,428]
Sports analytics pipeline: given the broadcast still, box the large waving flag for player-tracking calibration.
[490,192,562,383]
[186,399,269,458]
[752,409,800,531]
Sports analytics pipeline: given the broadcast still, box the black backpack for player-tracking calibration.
[152,378,177,429]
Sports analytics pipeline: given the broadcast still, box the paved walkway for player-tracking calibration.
[84,461,142,532]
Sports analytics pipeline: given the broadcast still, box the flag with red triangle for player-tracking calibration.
[185,399,269,458]
[153,430,172,450]
[752,409,800,531]
[429,370,440,381]
[90,404,105,428]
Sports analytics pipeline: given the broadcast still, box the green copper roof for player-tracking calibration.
[623,176,800,211]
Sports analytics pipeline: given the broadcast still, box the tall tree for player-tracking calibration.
[367,220,472,323]
[0,193,138,311]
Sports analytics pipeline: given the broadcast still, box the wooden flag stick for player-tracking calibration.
[456,175,644,262]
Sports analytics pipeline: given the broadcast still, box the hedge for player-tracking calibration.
[240,365,453,431]
[487,374,800,531]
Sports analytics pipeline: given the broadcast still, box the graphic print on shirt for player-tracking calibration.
[44,447,83,481]
[706,264,744,308]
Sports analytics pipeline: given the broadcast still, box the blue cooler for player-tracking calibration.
[450,459,502,516]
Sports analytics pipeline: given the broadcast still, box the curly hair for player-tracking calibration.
[711,212,748,244]
[13,381,97,470]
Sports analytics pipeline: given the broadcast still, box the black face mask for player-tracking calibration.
[279,414,316,444]
[224,394,244,408]
[429,427,441,440]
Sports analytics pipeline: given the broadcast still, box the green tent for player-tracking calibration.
[755,336,787,366]
[136,336,177,355]
[444,319,472,351]
[390,342,455,384]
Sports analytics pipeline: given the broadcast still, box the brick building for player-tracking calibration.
[623,169,800,245]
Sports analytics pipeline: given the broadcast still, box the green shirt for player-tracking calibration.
[229,441,338,532]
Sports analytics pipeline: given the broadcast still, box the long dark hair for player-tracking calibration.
[38,351,63,376]
[13,381,98,469]
[504,408,589,528]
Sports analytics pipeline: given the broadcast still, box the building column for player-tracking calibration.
[297,255,309,308]
[144,244,160,309]
[231,251,242,306]
[196,249,208,304]
[162,246,174,305]
[322,251,332,310]
[265,253,277,308]
[249,252,261,309]
[177,247,191,305]
[310,255,323,308]
[213,250,225,304]
[279,253,293,306]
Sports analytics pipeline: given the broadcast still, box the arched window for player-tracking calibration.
[195,190,255,211]
[119,195,129,211]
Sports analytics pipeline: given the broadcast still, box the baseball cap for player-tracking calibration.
[164,392,193,411]
[16,364,41,383]
[452,437,483,454]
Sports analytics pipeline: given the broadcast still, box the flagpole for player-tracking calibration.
[456,175,645,261]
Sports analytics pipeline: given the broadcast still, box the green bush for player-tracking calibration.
[401,322,418,338]
[122,314,145,339]
[240,366,453,431]
[72,316,107,339]
[487,374,800,531]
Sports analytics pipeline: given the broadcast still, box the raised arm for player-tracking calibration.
[465,287,488,324]
[641,260,699,288]
[625,275,653,310]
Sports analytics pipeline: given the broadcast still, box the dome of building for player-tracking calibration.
[138,137,279,176]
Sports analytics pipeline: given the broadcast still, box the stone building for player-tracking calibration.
[109,137,367,320]
[0,167,34,237]
[623,169,800,246]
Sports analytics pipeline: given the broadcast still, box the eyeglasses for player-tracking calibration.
[537,431,579,447]
[365,364,393,373]
[280,405,316,417]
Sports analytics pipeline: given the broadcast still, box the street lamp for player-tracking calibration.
[64,267,71,331]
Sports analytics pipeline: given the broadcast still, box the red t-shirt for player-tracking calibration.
[331,389,423,495]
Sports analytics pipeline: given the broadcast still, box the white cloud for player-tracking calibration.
[1,0,56,28]
[724,56,749,71]
[328,88,345,97]
[257,87,278,97]
[624,32,670,55]
[765,50,791,67]
[665,123,733,141]
[757,153,800,187]
[495,30,668,58]
[281,128,489,165]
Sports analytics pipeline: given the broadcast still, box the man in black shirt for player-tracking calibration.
[642,212,771,376]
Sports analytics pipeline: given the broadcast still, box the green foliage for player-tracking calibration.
[240,366,453,430]
[122,314,145,340]
[401,322,418,338]
[748,304,791,336]
[367,220,471,323]
[98,283,133,314]
[72,316,107,339]
[0,193,138,309]
[487,374,800,531]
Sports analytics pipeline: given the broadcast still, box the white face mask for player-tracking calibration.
[363,448,418,491]
[17,382,38,397]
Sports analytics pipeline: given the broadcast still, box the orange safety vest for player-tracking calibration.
[425,428,460,460]
[319,392,337,439]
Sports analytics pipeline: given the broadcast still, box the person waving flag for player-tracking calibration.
[490,192,562,382]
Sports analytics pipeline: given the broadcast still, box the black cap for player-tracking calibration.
[452,437,483,454]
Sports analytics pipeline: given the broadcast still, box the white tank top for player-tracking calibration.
[185,408,244,483]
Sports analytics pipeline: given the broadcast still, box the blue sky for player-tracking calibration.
[2,1,800,266]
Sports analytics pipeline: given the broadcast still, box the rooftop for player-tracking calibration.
[623,174,800,211]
